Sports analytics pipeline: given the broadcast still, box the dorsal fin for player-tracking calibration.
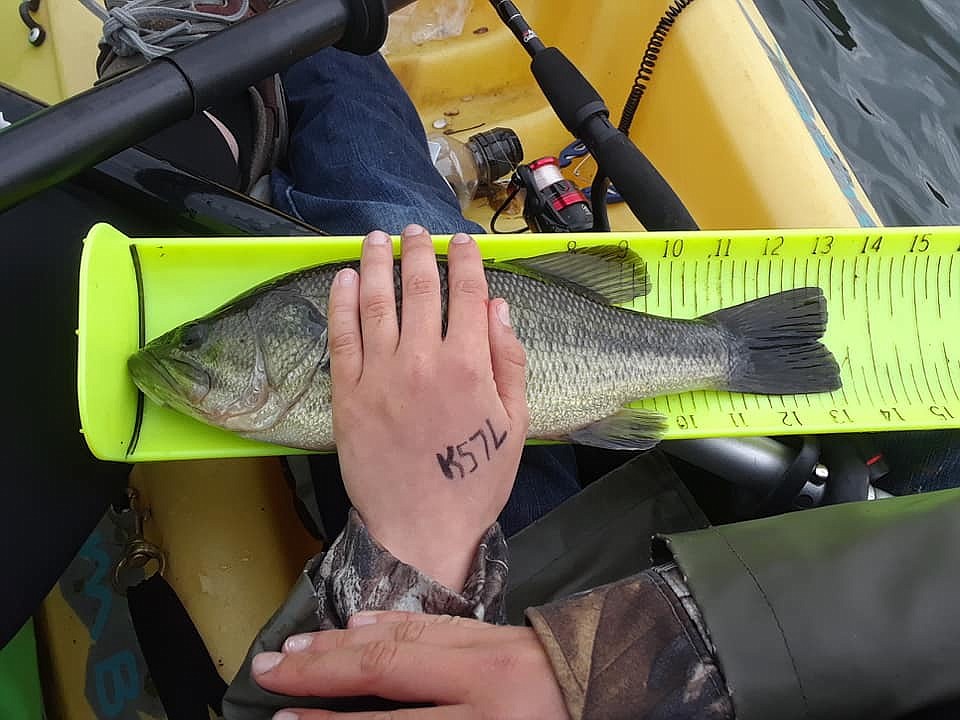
[490,245,650,305]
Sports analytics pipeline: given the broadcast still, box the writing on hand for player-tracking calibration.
[436,417,508,480]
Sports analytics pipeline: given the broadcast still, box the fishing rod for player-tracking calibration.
[0,0,417,212]
[488,0,698,232]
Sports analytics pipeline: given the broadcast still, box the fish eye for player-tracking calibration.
[179,323,207,351]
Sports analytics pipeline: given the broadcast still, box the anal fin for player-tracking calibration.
[568,407,667,451]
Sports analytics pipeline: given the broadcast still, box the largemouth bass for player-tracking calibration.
[128,245,841,451]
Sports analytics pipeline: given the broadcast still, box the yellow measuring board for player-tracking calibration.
[623,226,959,439]
[77,224,960,462]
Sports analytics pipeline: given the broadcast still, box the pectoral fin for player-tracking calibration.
[568,407,668,450]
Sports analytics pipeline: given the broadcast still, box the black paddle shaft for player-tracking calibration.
[0,0,415,212]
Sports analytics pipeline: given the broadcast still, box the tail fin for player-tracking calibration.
[707,287,841,394]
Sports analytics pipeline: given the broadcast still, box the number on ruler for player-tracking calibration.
[728,412,747,428]
[780,411,803,427]
[812,235,834,255]
[675,414,698,430]
[880,407,906,422]
[829,408,854,424]
[910,233,931,253]
[929,405,956,421]
[860,235,883,254]
[663,239,684,258]
[763,236,784,256]
[710,238,731,258]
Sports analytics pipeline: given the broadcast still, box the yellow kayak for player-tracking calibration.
[0,1,882,716]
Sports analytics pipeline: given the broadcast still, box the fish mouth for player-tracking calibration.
[128,350,211,408]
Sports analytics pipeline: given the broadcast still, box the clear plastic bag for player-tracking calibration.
[382,0,475,54]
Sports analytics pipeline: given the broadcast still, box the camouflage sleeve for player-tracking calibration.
[525,563,734,720]
[221,509,510,720]
[310,508,510,626]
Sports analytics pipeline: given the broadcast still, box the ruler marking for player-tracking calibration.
[924,254,931,302]
[652,396,660,413]
[680,260,687,310]
[885,363,900,404]
[718,259,724,306]
[912,257,937,403]
[843,349,861,405]
[935,363,949,406]
[668,262,675,317]
[852,256,859,301]
[944,342,960,402]
[950,254,956,300]
[803,256,810,286]
[731,259,737,302]
[839,257,848,318]
[665,394,673,413]
[910,363,930,405]
[895,346,917,404]
[753,258,760,301]
[701,390,711,411]
[875,252,883,301]
[656,262,662,308]
[900,255,906,299]
[936,255,943,319]
[860,366,875,403]
[678,392,686,413]
[863,257,888,402]
[689,390,698,411]
[692,261,699,316]
[766,394,774,409]
[767,262,773,298]
[887,256,895,318]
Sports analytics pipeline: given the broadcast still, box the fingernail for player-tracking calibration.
[273,712,299,720]
[365,231,389,246]
[337,268,357,287]
[497,300,511,327]
[283,634,313,653]
[349,612,379,627]
[252,652,284,675]
[451,233,472,245]
[403,223,426,236]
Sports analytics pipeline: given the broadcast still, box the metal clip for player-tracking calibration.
[111,487,166,595]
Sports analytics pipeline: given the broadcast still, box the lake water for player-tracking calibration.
[756,0,959,226]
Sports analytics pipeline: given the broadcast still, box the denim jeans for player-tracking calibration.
[270,47,581,537]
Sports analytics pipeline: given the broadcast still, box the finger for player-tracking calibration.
[399,224,442,346]
[281,615,524,656]
[359,230,400,357]
[487,299,529,427]
[252,642,471,704]
[272,705,476,720]
[444,233,490,349]
[327,268,362,389]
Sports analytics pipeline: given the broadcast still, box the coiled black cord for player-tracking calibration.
[593,0,697,231]
[619,0,697,135]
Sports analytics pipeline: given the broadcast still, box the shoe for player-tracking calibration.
[85,0,289,195]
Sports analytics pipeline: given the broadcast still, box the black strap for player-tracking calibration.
[127,573,228,720]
